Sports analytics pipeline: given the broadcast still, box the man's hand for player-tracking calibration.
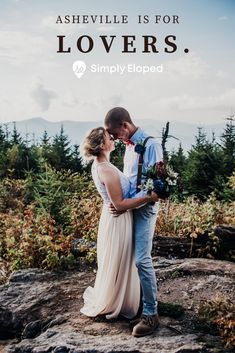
[150,191,159,202]
[109,203,126,217]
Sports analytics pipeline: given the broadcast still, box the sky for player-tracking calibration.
[0,0,235,125]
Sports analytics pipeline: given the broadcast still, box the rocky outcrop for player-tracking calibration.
[152,225,235,260]
[0,258,234,353]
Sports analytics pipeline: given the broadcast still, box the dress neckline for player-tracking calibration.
[95,161,110,165]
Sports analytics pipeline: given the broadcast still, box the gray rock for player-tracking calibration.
[8,269,54,283]
[1,259,234,353]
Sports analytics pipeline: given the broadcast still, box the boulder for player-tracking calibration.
[0,258,234,353]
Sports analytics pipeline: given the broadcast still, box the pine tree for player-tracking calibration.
[183,128,224,199]
[70,144,83,172]
[110,140,125,171]
[30,162,70,223]
[0,125,8,178]
[220,117,235,176]
[2,123,39,178]
[0,125,5,148]
[3,124,10,144]
[41,130,50,145]
[40,130,52,163]
[6,122,24,178]
[51,125,72,170]
[169,143,186,175]
[11,122,22,145]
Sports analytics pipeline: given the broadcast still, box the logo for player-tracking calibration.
[72,61,164,78]
[72,60,86,78]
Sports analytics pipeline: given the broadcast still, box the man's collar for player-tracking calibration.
[130,127,143,144]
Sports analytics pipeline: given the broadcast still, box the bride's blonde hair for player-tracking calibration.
[82,127,106,159]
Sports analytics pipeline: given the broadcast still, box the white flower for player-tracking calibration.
[166,177,177,186]
[166,166,178,178]
[145,178,154,191]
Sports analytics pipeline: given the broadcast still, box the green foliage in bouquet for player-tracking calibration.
[141,161,183,199]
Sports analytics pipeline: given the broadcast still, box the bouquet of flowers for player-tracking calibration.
[140,161,183,199]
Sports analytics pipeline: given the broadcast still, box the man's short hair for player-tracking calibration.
[104,107,133,128]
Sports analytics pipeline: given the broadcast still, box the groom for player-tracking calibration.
[104,107,163,337]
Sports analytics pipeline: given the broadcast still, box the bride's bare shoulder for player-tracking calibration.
[97,162,116,172]
[97,163,119,181]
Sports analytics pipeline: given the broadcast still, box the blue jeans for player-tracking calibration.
[133,202,159,316]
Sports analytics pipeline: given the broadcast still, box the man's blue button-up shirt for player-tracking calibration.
[123,127,163,198]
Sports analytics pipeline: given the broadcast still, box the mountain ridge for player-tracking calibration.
[1,117,226,152]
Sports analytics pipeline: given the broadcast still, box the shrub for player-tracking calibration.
[1,205,75,272]
[0,178,25,212]
[68,186,102,263]
[156,195,235,260]
[198,294,235,349]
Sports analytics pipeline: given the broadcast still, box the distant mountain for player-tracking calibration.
[2,117,226,153]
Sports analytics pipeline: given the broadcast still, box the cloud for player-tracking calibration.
[218,16,228,21]
[216,70,228,79]
[41,15,87,33]
[62,91,79,107]
[166,52,209,79]
[41,15,58,30]
[109,94,123,106]
[31,82,57,111]
[0,30,49,65]
[155,88,235,112]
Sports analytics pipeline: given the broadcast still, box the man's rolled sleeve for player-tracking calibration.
[144,142,163,169]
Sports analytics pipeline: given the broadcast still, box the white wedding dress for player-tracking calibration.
[80,161,140,319]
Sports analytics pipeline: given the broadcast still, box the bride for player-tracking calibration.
[80,127,159,320]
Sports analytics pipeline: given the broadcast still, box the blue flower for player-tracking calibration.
[153,179,170,199]
[153,179,165,191]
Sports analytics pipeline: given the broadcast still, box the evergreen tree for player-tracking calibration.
[4,123,25,178]
[110,140,125,171]
[0,124,39,179]
[41,130,50,145]
[183,128,224,199]
[220,117,235,176]
[11,122,22,145]
[28,162,71,224]
[0,125,5,148]
[40,130,52,162]
[70,144,83,172]
[169,143,186,175]
[50,125,72,170]
[3,123,10,144]
[5,143,38,179]
[0,125,8,178]
[40,129,84,173]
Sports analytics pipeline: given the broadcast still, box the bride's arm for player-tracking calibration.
[98,165,158,211]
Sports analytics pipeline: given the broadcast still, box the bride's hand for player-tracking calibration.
[109,203,126,217]
[149,191,159,202]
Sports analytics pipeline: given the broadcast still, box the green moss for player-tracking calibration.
[158,301,185,318]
